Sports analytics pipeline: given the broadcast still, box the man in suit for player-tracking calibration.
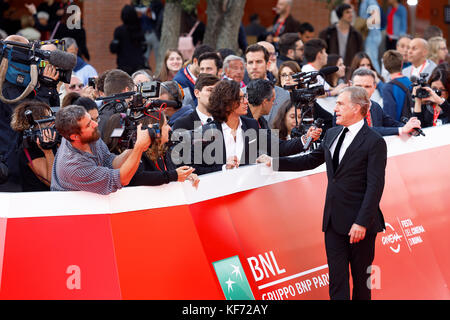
[243,44,290,126]
[172,74,220,131]
[351,68,422,136]
[258,86,387,300]
[402,38,437,81]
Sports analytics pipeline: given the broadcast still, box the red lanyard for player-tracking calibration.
[154,156,167,171]
[183,67,196,85]
[365,111,372,127]
[274,19,285,37]
[432,105,440,126]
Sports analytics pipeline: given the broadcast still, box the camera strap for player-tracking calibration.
[0,56,39,104]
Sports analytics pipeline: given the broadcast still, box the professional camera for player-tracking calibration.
[283,67,336,138]
[99,81,173,149]
[34,39,72,84]
[0,39,76,103]
[22,109,60,150]
[411,73,431,99]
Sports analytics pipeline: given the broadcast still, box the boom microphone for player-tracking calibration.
[319,66,339,76]
[38,49,77,70]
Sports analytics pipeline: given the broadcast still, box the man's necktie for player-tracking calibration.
[332,127,349,172]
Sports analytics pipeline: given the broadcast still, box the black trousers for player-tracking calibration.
[324,225,377,300]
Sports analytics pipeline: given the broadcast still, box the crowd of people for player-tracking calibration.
[0,0,448,195]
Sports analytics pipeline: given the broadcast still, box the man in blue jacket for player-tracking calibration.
[351,68,421,136]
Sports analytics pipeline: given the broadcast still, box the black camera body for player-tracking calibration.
[412,73,430,99]
[99,81,165,150]
[22,110,60,150]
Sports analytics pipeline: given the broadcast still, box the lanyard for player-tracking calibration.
[183,67,196,85]
[274,19,285,37]
[154,156,167,172]
[432,105,440,126]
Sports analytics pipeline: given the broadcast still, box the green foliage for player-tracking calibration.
[165,0,200,13]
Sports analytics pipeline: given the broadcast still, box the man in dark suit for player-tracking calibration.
[172,74,220,132]
[258,86,387,300]
[350,68,421,136]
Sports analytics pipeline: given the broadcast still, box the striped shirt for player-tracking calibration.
[51,138,122,195]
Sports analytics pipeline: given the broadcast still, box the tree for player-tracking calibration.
[203,0,247,51]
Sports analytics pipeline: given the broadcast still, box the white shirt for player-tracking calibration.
[222,119,244,163]
[329,119,364,164]
[301,63,331,90]
[196,107,212,125]
[410,60,428,79]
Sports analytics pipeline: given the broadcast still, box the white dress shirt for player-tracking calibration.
[329,119,364,164]
[222,119,244,164]
[196,107,212,125]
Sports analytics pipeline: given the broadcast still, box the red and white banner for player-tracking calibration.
[0,125,449,300]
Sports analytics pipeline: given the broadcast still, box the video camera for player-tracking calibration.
[22,109,61,150]
[34,39,73,85]
[0,39,76,104]
[411,73,443,101]
[99,81,178,149]
[283,66,337,138]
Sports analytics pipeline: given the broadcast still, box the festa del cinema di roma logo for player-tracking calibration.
[381,219,426,253]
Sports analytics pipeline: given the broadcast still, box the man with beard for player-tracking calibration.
[51,105,150,195]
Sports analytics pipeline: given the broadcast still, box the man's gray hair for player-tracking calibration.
[62,37,78,49]
[341,86,370,116]
[351,67,376,82]
[223,55,245,71]
[55,105,87,141]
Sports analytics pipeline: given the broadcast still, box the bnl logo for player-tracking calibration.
[213,256,254,300]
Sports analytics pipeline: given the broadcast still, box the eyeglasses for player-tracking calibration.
[240,93,248,102]
[69,83,84,90]
[280,73,294,79]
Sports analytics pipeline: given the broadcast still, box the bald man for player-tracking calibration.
[402,38,437,81]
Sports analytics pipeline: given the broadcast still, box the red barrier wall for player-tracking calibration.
[0,125,449,300]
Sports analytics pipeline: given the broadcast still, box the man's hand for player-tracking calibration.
[25,3,37,15]
[348,223,366,244]
[134,124,151,151]
[401,116,421,135]
[305,126,322,142]
[42,64,59,82]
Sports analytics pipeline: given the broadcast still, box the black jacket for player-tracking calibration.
[192,116,304,175]
[413,100,450,128]
[278,123,387,235]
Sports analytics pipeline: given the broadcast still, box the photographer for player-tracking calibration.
[51,105,151,195]
[103,110,199,188]
[412,68,450,127]
[10,100,57,191]
[0,35,64,191]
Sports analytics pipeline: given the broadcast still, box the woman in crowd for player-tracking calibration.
[276,60,301,88]
[347,52,384,106]
[103,110,199,187]
[323,54,346,88]
[10,100,58,191]
[156,49,184,82]
[413,68,450,127]
[271,99,303,141]
[428,37,448,66]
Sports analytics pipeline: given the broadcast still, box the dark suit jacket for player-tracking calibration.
[332,101,403,136]
[192,116,304,175]
[172,109,201,131]
[278,123,387,235]
[319,25,363,68]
